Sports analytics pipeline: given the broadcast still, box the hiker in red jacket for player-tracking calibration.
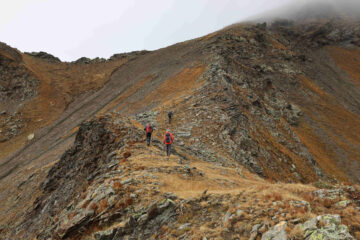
[163,130,174,156]
[144,124,153,146]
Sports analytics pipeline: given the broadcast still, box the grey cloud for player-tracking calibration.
[249,0,360,22]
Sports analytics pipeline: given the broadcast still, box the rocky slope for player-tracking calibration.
[0,14,360,240]
[8,113,360,239]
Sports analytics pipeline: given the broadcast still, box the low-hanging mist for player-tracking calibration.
[249,0,360,22]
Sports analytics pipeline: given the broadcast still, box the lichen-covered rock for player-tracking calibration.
[0,53,39,102]
[298,214,355,240]
[334,200,352,209]
[261,221,287,240]
[249,223,263,240]
[289,200,312,212]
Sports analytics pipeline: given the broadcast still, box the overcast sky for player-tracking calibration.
[0,0,292,61]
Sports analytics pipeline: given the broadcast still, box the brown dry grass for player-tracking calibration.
[114,201,125,209]
[89,202,98,211]
[269,37,288,50]
[321,198,337,208]
[294,121,348,181]
[98,74,156,115]
[289,225,305,240]
[128,145,320,213]
[340,207,360,233]
[265,192,283,201]
[129,143,318,201]
[68,212,77,221]
[112,181,123,193]
[295,75,360,182]
[129,63,207,113]
[106,140,360,237]
[298,212,317,223]
[98,199,108,213]
[239,109,318,182]
[327,46,360,86]
[125,197,134,206]
[81,200,90,209]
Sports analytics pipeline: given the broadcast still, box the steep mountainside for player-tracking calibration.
[0,16,359,240]
[0,44,145,178]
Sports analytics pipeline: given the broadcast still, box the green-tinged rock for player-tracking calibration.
[261,221,287,240]
[297,214,355,240]
[307,227,354,240]
[317,214,340,226]
[308,231,325,240]
[334,200,352,209]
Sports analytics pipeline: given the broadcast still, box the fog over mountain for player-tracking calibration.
[250,0,360,22]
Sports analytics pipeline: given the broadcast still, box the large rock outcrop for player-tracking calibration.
[20,114,143,239]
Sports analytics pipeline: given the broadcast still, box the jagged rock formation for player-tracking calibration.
[21,115,143,239]
[72,50,150,64]
[0,43,39,104]
[25,51,61,62]
[0,42,39,142]
[108,50,149,61]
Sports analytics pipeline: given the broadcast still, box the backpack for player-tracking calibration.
[146,126,153,133]
[165,133,171,143]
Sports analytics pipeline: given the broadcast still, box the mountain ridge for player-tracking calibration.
[0,14,360,239]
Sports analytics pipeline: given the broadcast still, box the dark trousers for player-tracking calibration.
[168,117,172,124]
[146,133,152,146]
[166,144,172,156]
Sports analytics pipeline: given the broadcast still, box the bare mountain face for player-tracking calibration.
[1,5,360,240]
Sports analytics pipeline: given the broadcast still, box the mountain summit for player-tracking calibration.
[0,6,360,240]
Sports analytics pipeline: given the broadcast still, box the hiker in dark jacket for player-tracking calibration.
[168,111,173,124]
[163,130,174,156]
[144,124,153,146]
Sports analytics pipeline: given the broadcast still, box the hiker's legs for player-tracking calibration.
[166,144,172,156]
[168,117,172,124]
[146,133,151,146]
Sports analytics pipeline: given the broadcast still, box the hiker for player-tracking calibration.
[163,130,174,156]
[144,124,153,146]
[168,111,173,124]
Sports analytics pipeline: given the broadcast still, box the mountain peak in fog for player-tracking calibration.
[250,0,360,22]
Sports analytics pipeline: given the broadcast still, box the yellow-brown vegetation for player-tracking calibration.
[289,225,305,240]
[98,199,108,213]
[127,63,207,113]
[112,181,123,193]
[295,75,360,182]
[327,46,360,85]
